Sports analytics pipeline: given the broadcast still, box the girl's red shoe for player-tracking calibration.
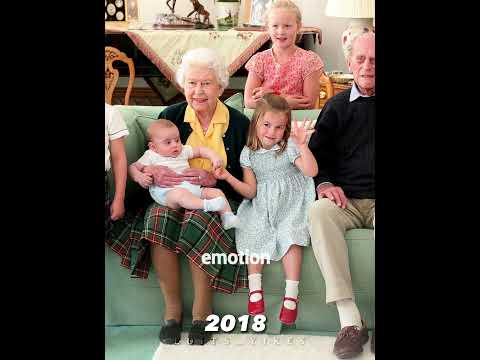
[279,297,299,325]
[247,290,265,315]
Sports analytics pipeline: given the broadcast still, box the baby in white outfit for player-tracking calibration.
[129,119,239,230]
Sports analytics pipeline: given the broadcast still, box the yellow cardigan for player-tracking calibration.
[184,99,229,171]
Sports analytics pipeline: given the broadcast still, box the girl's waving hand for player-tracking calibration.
[290,118,315,146]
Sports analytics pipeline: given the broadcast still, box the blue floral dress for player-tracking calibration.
[235,139,315,261]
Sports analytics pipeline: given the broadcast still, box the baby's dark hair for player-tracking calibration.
[247,93,291,154]
[147,119,177,141]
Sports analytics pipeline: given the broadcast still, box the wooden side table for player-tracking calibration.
[317,81,353,108]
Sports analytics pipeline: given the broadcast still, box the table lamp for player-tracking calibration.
[325,0,375,59]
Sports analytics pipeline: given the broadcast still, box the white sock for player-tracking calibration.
[221,212,239,230]
[203,197,225,212]
[284,280,299,310]
[336,299,362,329]
[248,273,262,302]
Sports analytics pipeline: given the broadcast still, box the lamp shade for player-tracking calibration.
[325,0,374,19]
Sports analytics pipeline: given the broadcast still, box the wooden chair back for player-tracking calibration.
[105,46,135,105]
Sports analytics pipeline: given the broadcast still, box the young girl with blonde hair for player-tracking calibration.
[244,0,324,109]
[214,93,318,324]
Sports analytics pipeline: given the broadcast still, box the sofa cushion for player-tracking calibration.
[108,106,165,198]
[105,228,374,333]
[136,115,161,138]
[224,92,244,113]
[114,106,162,162]
[243,108,321,121]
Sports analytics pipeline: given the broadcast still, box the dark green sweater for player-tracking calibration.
[159,101,250,203]
[308,89,375,199]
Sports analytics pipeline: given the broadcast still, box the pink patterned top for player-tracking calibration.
[245,47,324,96]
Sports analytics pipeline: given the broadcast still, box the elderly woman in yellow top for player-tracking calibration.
[128,48,250,345]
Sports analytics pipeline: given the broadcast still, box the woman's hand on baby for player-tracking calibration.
[183,168,217,187]
[150,165,183,187]
[290,117,315,146]
[134,172,153,189]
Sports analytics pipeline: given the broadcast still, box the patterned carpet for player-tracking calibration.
[106,326,375,360]
[152,332,375,360]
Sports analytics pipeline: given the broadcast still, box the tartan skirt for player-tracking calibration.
[106,196,249,294]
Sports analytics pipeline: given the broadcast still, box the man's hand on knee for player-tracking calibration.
[317,183,348,209]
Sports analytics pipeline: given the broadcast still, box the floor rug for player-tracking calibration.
[152,332,375,360]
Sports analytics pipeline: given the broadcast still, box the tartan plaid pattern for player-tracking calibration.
[105,196,249,294]
[105,172,147,266]
[105,204,145,269]
[131,200,249,294]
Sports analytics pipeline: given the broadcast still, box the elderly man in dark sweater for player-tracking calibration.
[308,31,375,359]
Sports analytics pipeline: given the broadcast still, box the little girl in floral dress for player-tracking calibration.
[214,94,318,325]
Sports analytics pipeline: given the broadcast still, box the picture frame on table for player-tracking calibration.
[241,0,273,27]
[105,0,128,22]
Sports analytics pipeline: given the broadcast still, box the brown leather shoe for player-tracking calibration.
[333,321,369,359]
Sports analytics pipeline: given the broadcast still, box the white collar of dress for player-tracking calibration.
[257,144,280,153]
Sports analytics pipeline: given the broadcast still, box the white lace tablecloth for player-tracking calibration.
[125,29,270,91]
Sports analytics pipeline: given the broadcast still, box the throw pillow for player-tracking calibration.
[136,115,160,138]
[224,92,244,113]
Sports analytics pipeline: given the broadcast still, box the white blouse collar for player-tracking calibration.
[257,144,281,154]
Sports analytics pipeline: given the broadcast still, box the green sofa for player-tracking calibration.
[105,101,375,335]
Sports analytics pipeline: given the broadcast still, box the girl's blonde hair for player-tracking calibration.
[247,93,291,154]
[264,0,302,26]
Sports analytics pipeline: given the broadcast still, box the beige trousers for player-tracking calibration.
[308,198,375,304]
